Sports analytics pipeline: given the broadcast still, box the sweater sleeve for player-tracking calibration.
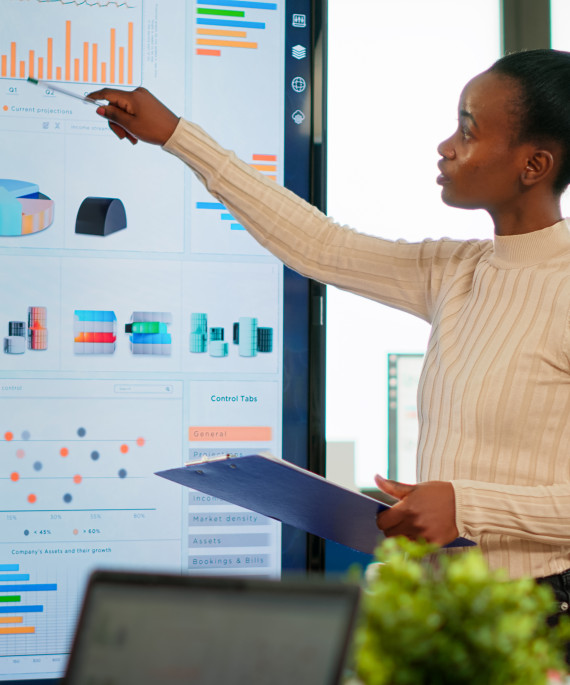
[452,480,570,545]
[163,118,484,323]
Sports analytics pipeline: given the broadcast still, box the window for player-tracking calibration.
[326,0,501,486]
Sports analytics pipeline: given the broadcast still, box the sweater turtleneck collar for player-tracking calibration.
[490,219,570,268]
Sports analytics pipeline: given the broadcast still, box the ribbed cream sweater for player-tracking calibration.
[165,118,570,580]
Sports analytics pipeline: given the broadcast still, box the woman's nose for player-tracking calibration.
[437,136,455,160]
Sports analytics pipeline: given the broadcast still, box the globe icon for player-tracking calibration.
[291,77,306,93]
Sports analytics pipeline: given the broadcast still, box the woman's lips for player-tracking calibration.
[436,162,450,185]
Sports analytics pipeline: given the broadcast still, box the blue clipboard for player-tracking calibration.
[156,453,475,555]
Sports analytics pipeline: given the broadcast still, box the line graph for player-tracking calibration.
[35,0,137,7]
[36,1,137,7]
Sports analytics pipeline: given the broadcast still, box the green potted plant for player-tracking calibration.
[355,537,570,685]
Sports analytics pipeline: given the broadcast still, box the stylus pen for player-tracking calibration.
[27,77,102,106]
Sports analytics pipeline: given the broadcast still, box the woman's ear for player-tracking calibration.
[520,148,556,188]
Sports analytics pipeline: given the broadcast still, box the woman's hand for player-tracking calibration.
[87,87,180,146]
[375,475,459,546]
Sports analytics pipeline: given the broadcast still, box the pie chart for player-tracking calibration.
[0,179,54,236]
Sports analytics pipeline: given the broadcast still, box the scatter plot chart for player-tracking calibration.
[0,379,184,664]
[0,378,183,542]
[5,424,149,512]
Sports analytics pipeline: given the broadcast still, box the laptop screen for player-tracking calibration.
[64,571,360,685]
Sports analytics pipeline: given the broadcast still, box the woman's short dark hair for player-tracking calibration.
[488,48,570,195]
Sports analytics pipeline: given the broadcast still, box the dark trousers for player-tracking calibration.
[537,568,570,665]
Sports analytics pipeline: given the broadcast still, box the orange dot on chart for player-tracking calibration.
[60,447,69,457]
[73,529,78,535]
[16,449,25,459]
[73,474,82,484]
[10,472,19,482]
[27,493,37,504]
[2,106,8,112]
[120,444,129,454]
[4,432,13,441]
[136,437,145,447]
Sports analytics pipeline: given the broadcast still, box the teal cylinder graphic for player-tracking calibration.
[238,317,257,357]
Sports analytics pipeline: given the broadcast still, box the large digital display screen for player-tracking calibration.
[0,0,319,680]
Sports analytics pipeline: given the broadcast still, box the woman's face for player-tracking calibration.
[437,71,533,214]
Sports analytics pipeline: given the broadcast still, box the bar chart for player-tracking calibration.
[194,152,279,236]
[0,0,143,85]
[0,565,56,638]
[195,0,278,57]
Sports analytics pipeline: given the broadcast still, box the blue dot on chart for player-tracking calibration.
[24,529,29,536]
[91,451,100,461]
[63,493,72,503]
[77,427,86,438]
[21,430,31,440]
[33,461,42,471]
[118,469,127,479]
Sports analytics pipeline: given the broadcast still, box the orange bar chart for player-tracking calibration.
[196,38,257,50]
[0,626,35,635]
[197,28,247,38]
[251,154,278,182]
[1,11,141,85]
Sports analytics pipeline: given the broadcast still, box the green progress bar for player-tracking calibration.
[196,8,245,16]
[0,596,21,603]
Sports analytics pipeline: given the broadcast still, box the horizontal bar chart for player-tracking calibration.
[196,18,265,29]
[0,605,43,614]
[196,202,225,211]
[197,0,277,7]
[196,28,247,37]
[197,8,245,16]
[0,584,57,592]
[196,38,257,49]
[195,0,276,57]
[0,563,54,639]
[195,153,278,232]
[0,626,35,635]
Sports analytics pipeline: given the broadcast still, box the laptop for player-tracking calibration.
[63,570,361,685]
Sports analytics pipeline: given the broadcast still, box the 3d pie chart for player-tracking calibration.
[0,179,54,236]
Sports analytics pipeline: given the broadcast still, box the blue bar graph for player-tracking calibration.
[0,605,43,614]
[0,565,19,572]
[0,584,57,592]
[196,202,244,232]
[196,18,266,29]
[196,202,225,210]
[0,574,29,581]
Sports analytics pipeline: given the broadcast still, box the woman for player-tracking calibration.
[88,50,570,602]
